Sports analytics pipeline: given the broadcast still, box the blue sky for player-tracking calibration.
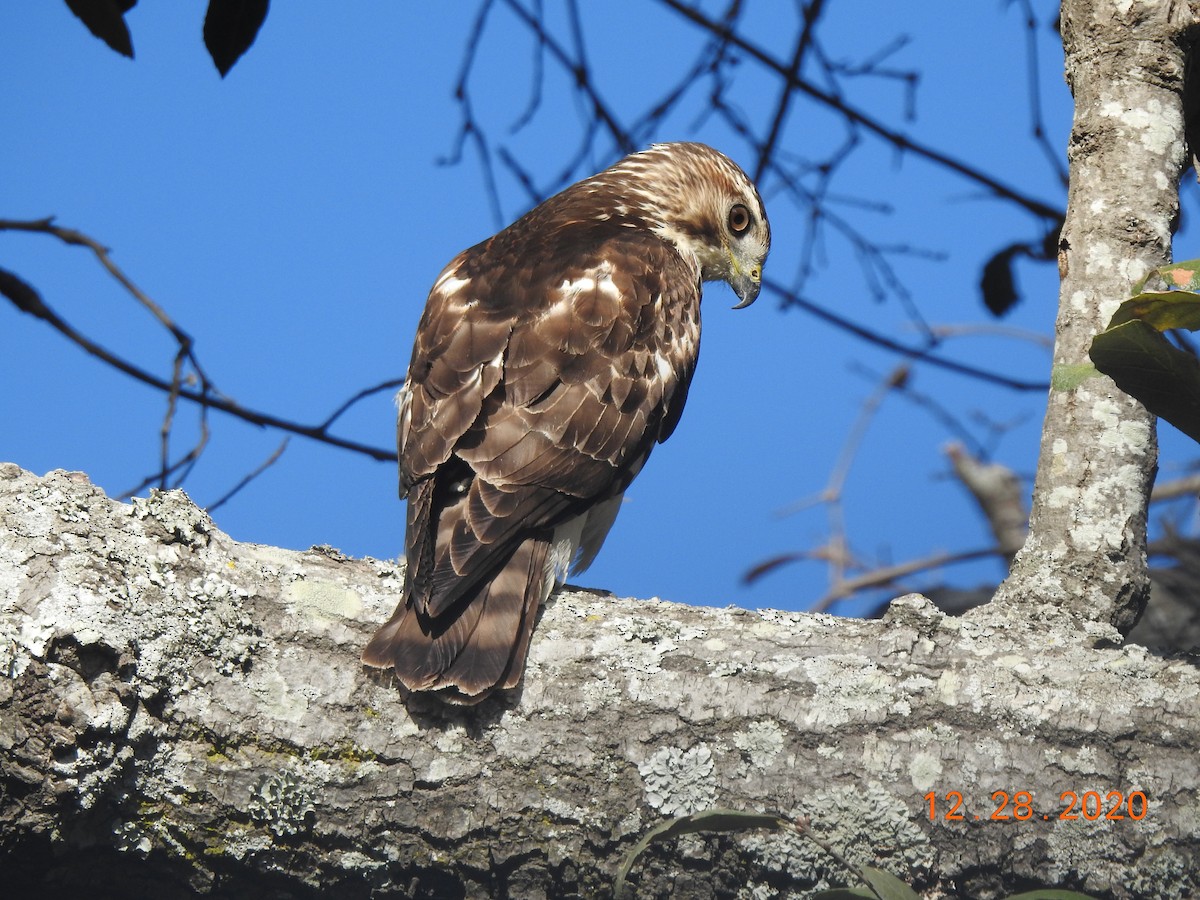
[3,3,1190,613]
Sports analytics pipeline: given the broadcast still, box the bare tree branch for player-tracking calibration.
[762,280,1050,392]
[752,0,827,184]
[0,218,397,465]
[660,0,1063,223]
[5,465,1198,898]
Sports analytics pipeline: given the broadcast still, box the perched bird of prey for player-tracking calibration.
[362,142,770,703]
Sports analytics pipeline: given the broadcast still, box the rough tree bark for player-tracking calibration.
[993,0,1188,630]
[3,461,1200,900]
[5,2,1200,898]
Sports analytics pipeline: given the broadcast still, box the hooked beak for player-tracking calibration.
[730,269,761,309]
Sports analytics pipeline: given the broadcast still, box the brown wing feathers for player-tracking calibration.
[362,237,697,703]
[360,143,767,704]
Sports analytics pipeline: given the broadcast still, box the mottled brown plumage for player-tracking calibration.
[362,142,770,703]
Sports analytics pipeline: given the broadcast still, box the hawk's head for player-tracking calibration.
[603,142,771,308]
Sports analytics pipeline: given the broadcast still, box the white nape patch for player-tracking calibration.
[653,223,702,267]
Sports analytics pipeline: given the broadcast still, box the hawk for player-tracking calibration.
[362,142,770,703]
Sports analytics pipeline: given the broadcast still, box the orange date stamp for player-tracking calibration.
[925,790,1148,823]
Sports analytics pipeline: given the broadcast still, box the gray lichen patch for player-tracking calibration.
[3,473,262,705]
[731,720,785,772]
[283,580,364,629]
[1035,814,1193,898]
[248,769,316,837]
[638,744,717,816]
[799,654,932,727]
[130,487,213,549]
[739,782,934,893]
[41,660,141,810]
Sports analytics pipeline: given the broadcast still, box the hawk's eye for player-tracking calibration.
[728,204,752,236]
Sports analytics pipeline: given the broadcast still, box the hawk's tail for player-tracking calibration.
[361,536,550,704]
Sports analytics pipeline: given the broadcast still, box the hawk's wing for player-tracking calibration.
[362,229,701,701]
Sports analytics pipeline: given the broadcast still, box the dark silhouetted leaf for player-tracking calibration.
[1090,319,1200,444]
[980,223,1061,318]
[981,243,1028,318]
[203,0,269,77]
[614,809,792,899]
[0,267,51,319]
[64,0,137,58]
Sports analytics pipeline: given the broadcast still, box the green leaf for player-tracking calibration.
[1107,290,1200,331]
[1089,319,1200,444]
[812,866,921,900]
[859,866,923,900]
[1003,891,1102,900]
[613,809,790,899]
[1132,258,1200,294]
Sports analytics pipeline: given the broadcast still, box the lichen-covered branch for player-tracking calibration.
[1,463,1198,898]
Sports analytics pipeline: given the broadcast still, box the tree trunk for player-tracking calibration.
[994,0,1189,631]
[2,463,1199,899]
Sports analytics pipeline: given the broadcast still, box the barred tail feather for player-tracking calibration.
[361,535,550,704]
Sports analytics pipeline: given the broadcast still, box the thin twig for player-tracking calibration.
[317,378,406,431]
[811,546,1001,611]
[753,0,826,184]
[0,219,396,462]
[926,322,1055,350]
[763,279,1049,392]
[501,0,634,154]
[660,0,1063,222]
[207,439,290,513]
